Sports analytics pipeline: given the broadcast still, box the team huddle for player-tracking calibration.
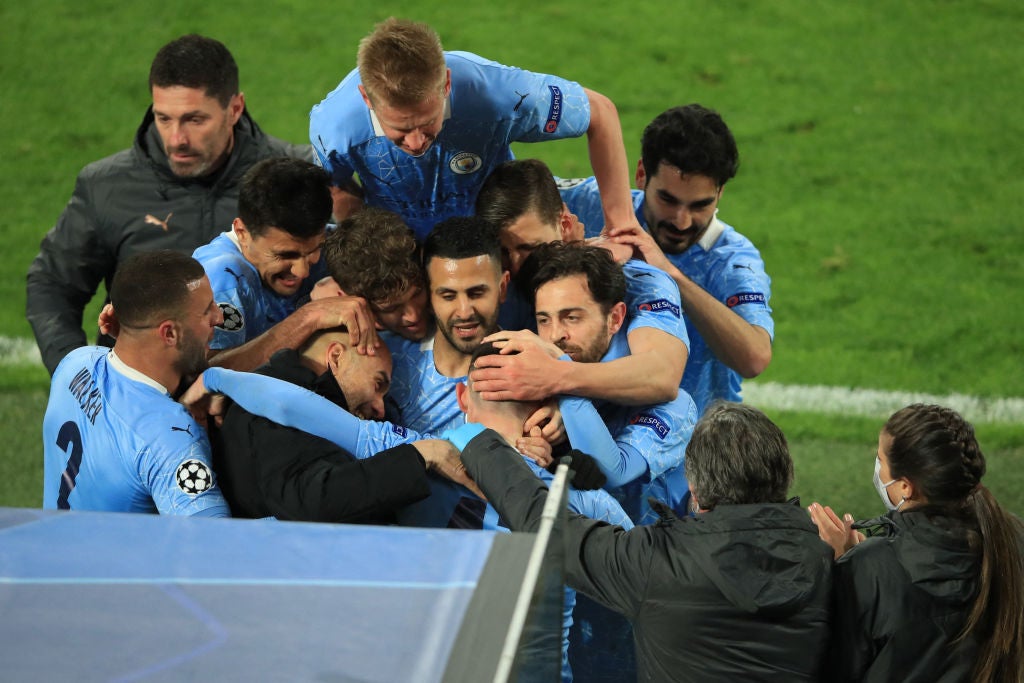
[29,20,1023,683]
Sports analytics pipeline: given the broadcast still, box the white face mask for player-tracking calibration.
[873,456,906,511]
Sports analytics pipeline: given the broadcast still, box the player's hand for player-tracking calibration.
[807,502,864,559]
[483,330,564,360]
[306,295,380,355]
[415,439,485,499]
[523,401,566,446]
[471,332,570,401]
[516,426,553,468]
[586,234,636,264]
[310,276,344,301]
[98,303,119,339]
[329,186,364,223]
[179,375,228,428]
[604,224,673,273]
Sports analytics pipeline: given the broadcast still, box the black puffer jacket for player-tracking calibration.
[211,349,432,523]
[828,510,981,682]
[26,107,311,374]
[461,428,833,682]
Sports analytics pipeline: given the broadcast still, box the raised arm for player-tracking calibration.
[583,88,639,233]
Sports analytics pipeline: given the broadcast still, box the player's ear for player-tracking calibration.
[455,381,469,413]
[635,159,647,189]
[358,84,373,110]
[232,218,251,248]
[158,319,178,347]
[498,268,510,304]
[326,340,347,372]
[607,301,627,336]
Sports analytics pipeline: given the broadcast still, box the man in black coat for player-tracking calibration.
[460,401,833,682]
[212,327,467,523]
[27,34,312,375]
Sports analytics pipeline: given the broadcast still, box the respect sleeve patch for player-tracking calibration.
[725,292,767,308]
[636,299,681,318]
[544,85,563,133]
[629,413,670,440]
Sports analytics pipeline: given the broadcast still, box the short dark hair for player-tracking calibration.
[641,104,739,187]
[476,159,563,231]
[111,250,206,328]
[148,34,239,107]
[323,208,423,304]
[519,241,625,313]
[422,216,502,272]
[237,158,332,239]
[684,402,793,508]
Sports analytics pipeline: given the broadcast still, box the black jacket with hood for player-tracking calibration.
[211,349,432,523]
[828,510,981,682]
[461,428,833,682]
[26,107,311,374]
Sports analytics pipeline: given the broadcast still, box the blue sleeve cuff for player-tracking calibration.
[441,422,487,452]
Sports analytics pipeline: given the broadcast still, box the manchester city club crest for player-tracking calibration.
[449,152,483,175]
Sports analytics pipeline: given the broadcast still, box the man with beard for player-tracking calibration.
[493,242,697,524]
[27,35,312,376]
[210,327,474,523]
[193,157,377,371]
[472,158,688,406]
[559,105,774,415]
[42,251,230,516]
[383,216,509,435]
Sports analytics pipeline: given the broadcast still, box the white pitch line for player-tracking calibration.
[0,336,42,366]
[744,381,1024,425]
[1,335,1021,424]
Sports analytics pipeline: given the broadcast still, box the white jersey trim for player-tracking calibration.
[107,350,171,396]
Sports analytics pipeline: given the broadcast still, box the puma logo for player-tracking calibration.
[513,91,529,112]
[144,212,173,231]
[171,425,194,437]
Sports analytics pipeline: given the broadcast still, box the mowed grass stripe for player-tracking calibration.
[745,381,1024,425]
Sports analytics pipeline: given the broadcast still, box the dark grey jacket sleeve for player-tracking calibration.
[461,429,654,619]
[26,171,113,374]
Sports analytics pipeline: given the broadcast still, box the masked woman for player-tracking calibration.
[809,403,1023,682]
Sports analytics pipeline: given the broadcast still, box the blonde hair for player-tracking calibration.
[357,17,447,107]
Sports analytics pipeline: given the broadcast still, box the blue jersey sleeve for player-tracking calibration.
[201,368,423,457]
[558,396,648,487]
[622,259,689,348]
[145,431,231,517]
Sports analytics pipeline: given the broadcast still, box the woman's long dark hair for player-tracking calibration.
[885,404,1023,682]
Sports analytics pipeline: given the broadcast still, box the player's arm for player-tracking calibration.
[673,273,771,378]
[474,329,683,406]
[209,295,380,371]
[26,175,110,375]
[189,367,421,456]
[609,224,772,378]
[583,88,639,233]
[559,396,648,487]
[461,428,653,617]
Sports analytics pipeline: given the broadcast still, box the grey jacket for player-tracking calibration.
[26,107,310,374]
[461,428,833,683]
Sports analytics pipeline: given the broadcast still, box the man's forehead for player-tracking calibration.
[505,211,559,242]
[427,254,499,281]
[536,274,595,308]
[151,85,225,112]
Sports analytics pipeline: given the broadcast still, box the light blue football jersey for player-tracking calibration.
[43,347,229,516]
[310,51,590,241]
[562,177,773,415]
[193,231,318,351]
